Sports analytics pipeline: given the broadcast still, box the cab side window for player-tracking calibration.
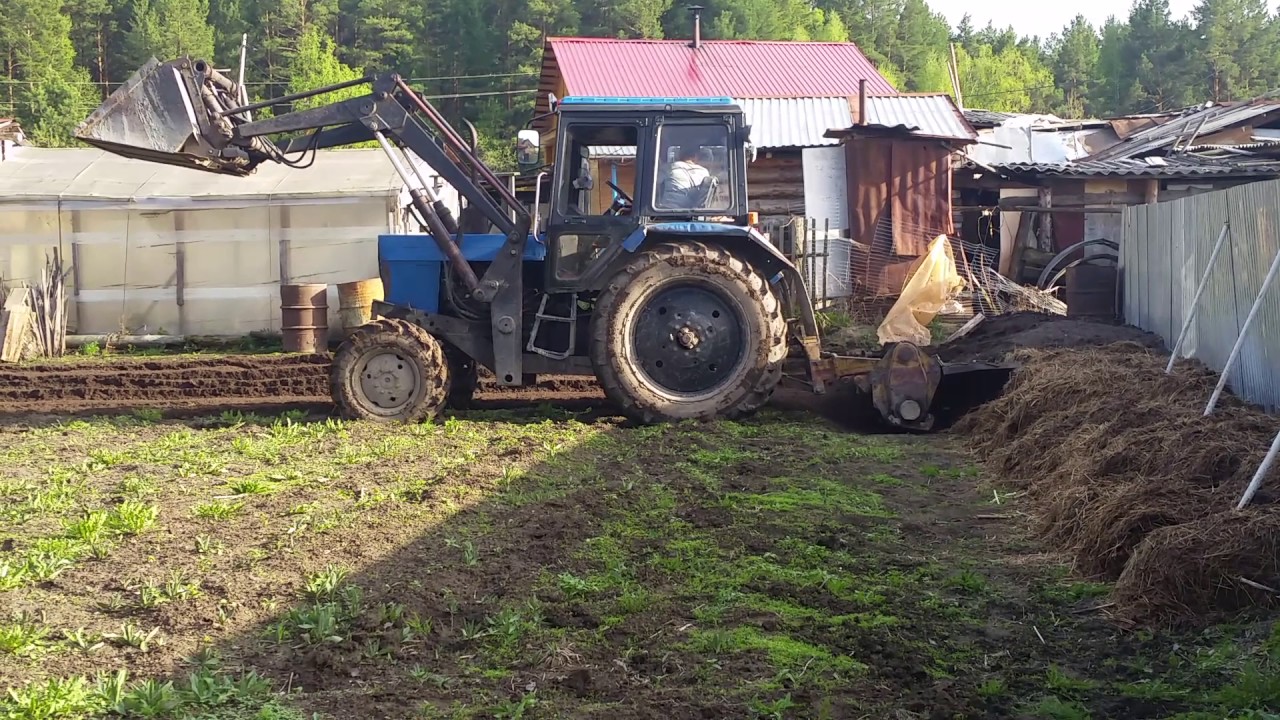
[559,124,639,216]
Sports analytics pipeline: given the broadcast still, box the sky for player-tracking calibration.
[935,0,1278,41]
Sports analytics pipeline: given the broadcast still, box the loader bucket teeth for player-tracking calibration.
[74,57,255,176]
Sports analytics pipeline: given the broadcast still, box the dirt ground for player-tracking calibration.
[2,405,1275,720]
[0,354,601,418]
[935,312,1166,363]
[1,314,1276,719]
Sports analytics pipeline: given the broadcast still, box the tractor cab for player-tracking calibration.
[518,96,755,292]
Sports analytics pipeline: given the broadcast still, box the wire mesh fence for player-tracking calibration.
[760,216,1065,326]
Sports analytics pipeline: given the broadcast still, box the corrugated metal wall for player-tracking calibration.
[1121,179,1280,411]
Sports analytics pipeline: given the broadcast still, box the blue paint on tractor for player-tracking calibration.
[378,233,546,314]
[621,222,755,252]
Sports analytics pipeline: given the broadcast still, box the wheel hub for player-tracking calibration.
[357,351,419,410]
[630,284,745,398]
[676,326,701,349]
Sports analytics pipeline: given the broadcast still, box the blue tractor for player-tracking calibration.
[75,56,1002,430]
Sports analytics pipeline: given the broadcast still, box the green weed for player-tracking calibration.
[107,501,159,535]
[194,501,243,520]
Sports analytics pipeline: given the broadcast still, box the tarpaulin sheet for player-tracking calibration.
[877,234,964,346]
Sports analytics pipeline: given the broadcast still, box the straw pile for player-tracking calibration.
[958,342,1280,623]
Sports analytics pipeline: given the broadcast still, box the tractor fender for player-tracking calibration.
[619,222,821,340]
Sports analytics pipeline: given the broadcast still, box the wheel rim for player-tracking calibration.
[354,347,422,416]
[627,282,748,401]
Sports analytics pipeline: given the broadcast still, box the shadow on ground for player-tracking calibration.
[2,399,1276,720]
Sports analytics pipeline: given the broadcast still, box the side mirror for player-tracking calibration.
[516,129,540,169]
[746,142,758,163]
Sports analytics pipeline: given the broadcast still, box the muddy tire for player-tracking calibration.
[589,241,786,423]
[331,318,450,422]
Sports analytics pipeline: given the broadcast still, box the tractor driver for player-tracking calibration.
[660,145,717,209]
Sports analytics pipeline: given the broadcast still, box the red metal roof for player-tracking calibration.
[536,38,896,118]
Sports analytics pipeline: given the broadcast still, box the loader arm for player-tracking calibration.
[76,56,534,382]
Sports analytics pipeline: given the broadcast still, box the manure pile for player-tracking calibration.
[958,340,1280,623]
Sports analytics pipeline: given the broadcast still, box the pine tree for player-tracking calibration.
[1,0,97,145]
[1123,0,1197,112]
[123,0,216,69]
[286,25,364,110]
[893,0,950,91]
[1193,0,1277,102]
[580,0,670,38]
[1050,15,1100,117]
[63,0,118,93]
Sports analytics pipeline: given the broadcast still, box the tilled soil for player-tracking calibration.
[937,312,1166,363]
[0,354,603,416]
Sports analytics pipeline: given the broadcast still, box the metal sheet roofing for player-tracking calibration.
[587,146,637,158]
[963,109,1016,128]
[0,147,422,204]
[987,156,1280,178]
[1087,100,1280,161]
[863,94,977,141]
[587,98,856,152]
[537,37,896,118]
[737,98,852,148]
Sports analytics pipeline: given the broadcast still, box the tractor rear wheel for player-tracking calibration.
[589,241,786,423]
[331,318,451,422]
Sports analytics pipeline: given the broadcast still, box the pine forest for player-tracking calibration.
[4,0,1279,167]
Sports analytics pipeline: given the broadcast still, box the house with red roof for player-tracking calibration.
[532,27,977,298]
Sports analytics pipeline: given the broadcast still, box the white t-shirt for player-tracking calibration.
[663,160,710,206]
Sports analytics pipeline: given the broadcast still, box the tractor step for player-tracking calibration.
[526,292,578,361]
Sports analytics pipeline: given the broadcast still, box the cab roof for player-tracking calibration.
[556,96,743,115]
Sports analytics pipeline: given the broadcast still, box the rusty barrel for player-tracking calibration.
[336,278,384,334]
[1065,264,1117,319]
[280,283,329,353]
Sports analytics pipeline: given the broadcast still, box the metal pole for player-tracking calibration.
[1237,427,1280,510]
[1204,244,1280,416]
[374,130,479,292]
[1167,221,1230,373]
[236,35,252,121]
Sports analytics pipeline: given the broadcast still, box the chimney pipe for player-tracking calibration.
[688,5,703,49]
[858,79,868,126]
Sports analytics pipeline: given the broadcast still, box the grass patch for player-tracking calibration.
[0,399,1273,718]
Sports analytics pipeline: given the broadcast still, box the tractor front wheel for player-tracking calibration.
[589,242,786,424]
[331,318,451,422]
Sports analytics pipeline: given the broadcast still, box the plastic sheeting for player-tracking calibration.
[877,234,964,346]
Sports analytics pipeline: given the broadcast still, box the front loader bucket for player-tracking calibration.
[75,57,257,176]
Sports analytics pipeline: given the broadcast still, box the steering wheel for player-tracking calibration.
[606,180,634,205]
[603,180,635,217]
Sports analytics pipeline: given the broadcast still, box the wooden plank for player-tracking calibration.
[0,288,32,363]
[997,192,1145,210]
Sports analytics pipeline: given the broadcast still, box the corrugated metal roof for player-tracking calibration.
[587,146,637,158]
[537,37,896,118]
[1088,100,1280,161]
[585,99,855,152]
[0,147,426,203]
[863,94,977,141]
[987,156,1280,178]
[963,109,1016,128]
[737,98,851,148]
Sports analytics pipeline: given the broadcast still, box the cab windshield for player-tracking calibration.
[653,124,732,214]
